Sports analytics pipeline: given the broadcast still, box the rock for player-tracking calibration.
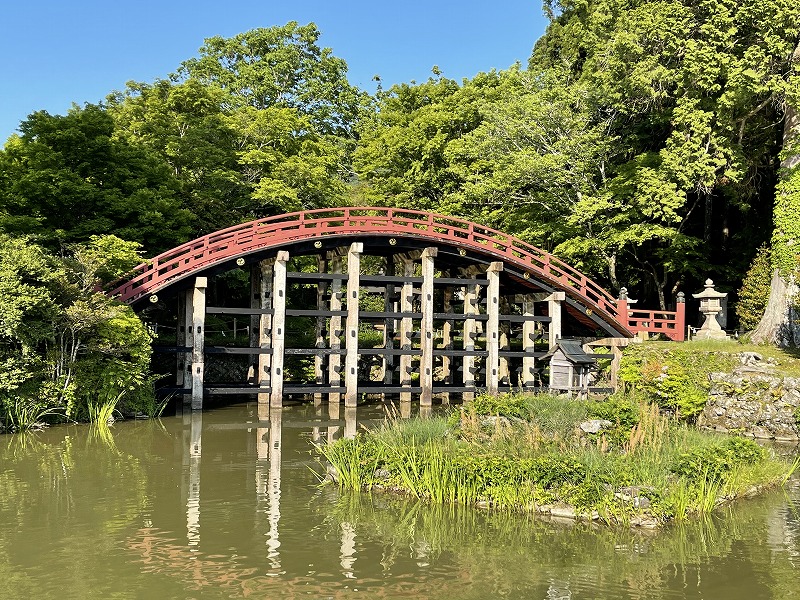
[549,506,577,519]
[579,419,613,434]
[739,351,763,365]
[630,515,659,529]
[374,468,391,480]
[325,465,338,483]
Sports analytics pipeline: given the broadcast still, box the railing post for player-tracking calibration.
[675,291,686,341]
[617,287,630,331]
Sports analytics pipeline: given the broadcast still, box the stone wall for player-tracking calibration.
[700,354,800,441]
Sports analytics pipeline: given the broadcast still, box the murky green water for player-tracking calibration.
[1,403,799,599]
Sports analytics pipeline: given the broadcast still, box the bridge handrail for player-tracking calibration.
[111,207,623,327]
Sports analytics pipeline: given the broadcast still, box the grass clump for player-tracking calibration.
[318,393,792,527]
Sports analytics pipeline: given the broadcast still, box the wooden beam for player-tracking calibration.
[462,270,479,402]
[190,277,207,410]
[269,251,289,408]
[314,255,328,406]
[522,294,537,388]
[344,242,363,408]
[548,291,565,348]
[399,257,415,404]
[176,289,187,393]
[441,272,454,405]
[486,262,503,395]
[328,253,343,405]
[420,247,437,406]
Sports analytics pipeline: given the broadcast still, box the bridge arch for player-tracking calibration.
[112,207,640,409]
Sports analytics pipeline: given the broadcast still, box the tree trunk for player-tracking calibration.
[751,40,800,346]
[751,270,799,345]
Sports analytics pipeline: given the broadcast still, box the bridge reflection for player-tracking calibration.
[180,403,362,577]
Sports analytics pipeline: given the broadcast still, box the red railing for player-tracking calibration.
[616,298,686,341]
[110,207,632,336]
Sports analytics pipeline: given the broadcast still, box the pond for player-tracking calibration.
[1,403,799,599]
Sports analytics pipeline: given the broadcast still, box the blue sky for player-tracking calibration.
[0,1,548,142]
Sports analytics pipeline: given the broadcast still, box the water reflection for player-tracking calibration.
[185,411,202,547]
[0,405,799,600]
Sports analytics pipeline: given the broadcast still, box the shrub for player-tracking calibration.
[736,244,772,331]
[671,437,765,481]
[469,393,530,419]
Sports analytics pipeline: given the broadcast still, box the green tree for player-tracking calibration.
[109,23,366,233]
[180,22,368,137]
[0,235,153,428]
[353,70,504,209]
[0,105,194,253]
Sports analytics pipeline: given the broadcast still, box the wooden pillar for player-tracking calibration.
[420,247,437,406]
[399,258,415,404]
[344,243,363,408]
[382,257,395,388]
[486,262,503,395]
[176,291,187,390]
[190,277,207,410]
[270,251,289,408]
[499,296,511,386]
[314,255,328,406]
[441,278,454,405]
[548,291,565,348]
[522,294,537,389]
[462,276,479,402]
[328,253,343,405]
[251,260,274,418]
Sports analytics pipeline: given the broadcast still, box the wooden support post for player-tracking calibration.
[189,277,207,410]
[399,257,415,404]
[181,288,194,404]
[251,260,274,419]
[176,290,187,390]
[270,251,289,408]
[462,275,479,401]
[383,257,395,388]
[314,255,328,406]
[486,262,503,395]
[499,296,511,386]
[344,242,363,408]
[522,294,537,388]
[328,253,343,405]
[441,277,454,405]
[548,291,565,348]
[420,247,437,406]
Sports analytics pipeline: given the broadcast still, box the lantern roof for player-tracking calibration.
[692,279,727,300]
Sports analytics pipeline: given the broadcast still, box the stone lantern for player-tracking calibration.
[692,279,728,340]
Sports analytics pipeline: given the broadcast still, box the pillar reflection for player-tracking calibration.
[328,399,341,442]
[340,521,357,578]
[344,407,357,440]
[185,411,202,548]
[268,414,282,571]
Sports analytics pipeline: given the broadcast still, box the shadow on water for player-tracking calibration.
[0,402,799,599]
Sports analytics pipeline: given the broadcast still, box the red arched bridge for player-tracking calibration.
[111,207,685,409]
